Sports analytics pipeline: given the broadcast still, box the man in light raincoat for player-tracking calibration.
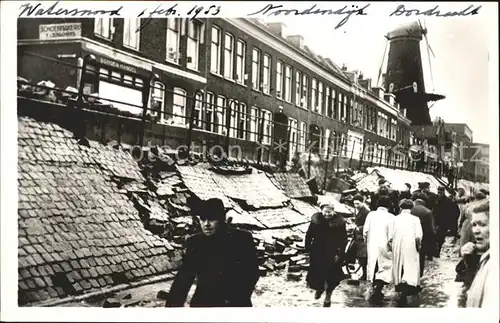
[363,195,395,300]
[390,199,423,305]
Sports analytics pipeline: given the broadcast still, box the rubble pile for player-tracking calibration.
[17,117,183,306]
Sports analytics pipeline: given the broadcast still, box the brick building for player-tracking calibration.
[18,18,413,169]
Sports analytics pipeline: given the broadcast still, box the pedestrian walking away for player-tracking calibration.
[390,199,424,305]
[363,196,395,302]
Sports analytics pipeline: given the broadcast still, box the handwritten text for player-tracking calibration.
[247,3,370,29]
[136,4,221,32]
[389,4,481,18]
[18,1,123,18]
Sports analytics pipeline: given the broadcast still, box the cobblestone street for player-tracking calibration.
[69,237,462,308]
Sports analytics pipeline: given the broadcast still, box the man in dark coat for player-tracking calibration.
[305,202,348,307]
[434,186,460,257]
[412,182,438,212]
[399,183,412,200]
[166,197,259,307]
[352,194,370,280]
[370,179,399,215]
[411,193,436,277]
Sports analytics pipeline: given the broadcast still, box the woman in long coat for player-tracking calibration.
[305,202,348,307]
[390,199,423,304]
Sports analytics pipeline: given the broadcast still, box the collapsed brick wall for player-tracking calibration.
[17,117,182,306]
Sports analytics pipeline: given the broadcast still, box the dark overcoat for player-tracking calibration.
[411,202,436,259]
[353,204,370,259]
[305,212,348,291]
[166,227,259,307]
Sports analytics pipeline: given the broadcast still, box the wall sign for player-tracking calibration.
[39,23,82,40]
[97,57,138,75]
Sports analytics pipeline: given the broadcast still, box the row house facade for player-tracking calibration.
[18,17,412,169]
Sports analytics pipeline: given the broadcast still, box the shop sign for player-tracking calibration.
[97,57,138,74]
[39,23,81,40]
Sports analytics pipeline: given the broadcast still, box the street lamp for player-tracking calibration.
[74,54,96,143]
[225,99,237,158]
[76,54,96,107]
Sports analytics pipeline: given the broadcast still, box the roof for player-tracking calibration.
[248,207,309,229]
[363,166,443,193]
[271,173,312,199]
[18,117,180,305]
[211,171,290,209]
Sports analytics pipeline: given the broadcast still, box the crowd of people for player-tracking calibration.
[161,180,490,308]
[305,178,491,307]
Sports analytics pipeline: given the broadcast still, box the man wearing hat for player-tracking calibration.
[412,182,437,212]
[369,179,400,215]
[166,197,260,307]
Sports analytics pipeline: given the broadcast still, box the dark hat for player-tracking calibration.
[188,196,227,221]
[378,178,387,185]
[353,194,364,202]
[404,183,411,189]
[418,182,430,189]
[479,188,489,195]
[437,186,445,192]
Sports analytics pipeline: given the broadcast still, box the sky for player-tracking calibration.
[267,10,492,144]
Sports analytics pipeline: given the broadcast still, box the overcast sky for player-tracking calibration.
[269,13,492,144]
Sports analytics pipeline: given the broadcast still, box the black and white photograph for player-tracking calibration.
[1,1,498,321]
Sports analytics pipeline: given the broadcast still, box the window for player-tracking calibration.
[123,18,140,50]
[342,95,347,122]
[295,71,302,106]
[311,79,317,111]
[187,20,201,70]
[350,99,356,125]
[263,54,271,94]
[332,89,337,119]
[151,81,165,120]
[337,93,342,120]
[325,87,331,117]
[223,33,234,79]
[302,74,308,109]
[249,107,258,142]
[211,26,222,74]
[261,110,272,144]
[193,92,203,128]
[252,48,261,90]
[237,103,247,139]
[276,61,283,98]
[289,118,298,161]
[323,128,330,157]
[216,96,226,135]
[236,40,245,84]
[284,65,292,102]
[94,18,113,39]
[317,82,323,114]
[229,100,237,138]
[205,92,215,132]
[166,19,180,63]
[299,122,307,152]
[172,88,187,125]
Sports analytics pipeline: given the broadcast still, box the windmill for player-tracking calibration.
[380,20,445,126]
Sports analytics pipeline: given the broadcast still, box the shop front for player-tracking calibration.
[78,52,152,117]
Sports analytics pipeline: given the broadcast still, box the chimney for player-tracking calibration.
[373,86,385,99]
[384,93,396,107]
[266,22,286,38]
[341,64,347,71]
[359,72,363,80]
[287,35,304,49]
